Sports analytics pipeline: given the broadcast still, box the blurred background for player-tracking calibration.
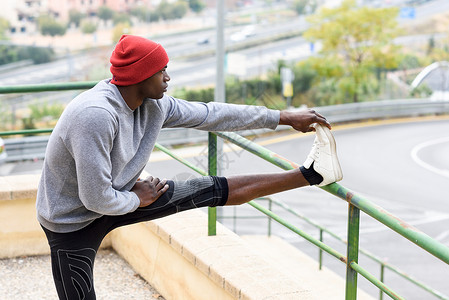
[1,0,449,299]
[1,0,449,132]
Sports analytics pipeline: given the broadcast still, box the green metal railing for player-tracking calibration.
[214,131,449,300]
[1,82,449,299]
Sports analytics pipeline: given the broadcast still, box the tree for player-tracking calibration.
[188,0,205,13]
[113,13,132,26]
[38,16,67,37]
[0,17,9,40]
[69,9,85,28]
[18,46,54,64]
[293,0,317,15]
[129,6,150,22]
[112,22,131,43]
[159,0,188,20]
[171,1,189,19]
[303,0,402,103]
[98,6,114,24]
[81,20,97,34]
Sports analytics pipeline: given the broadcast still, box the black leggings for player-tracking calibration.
[41,176,228,300]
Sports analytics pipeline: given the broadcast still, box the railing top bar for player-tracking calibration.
[0,128,53,137]
[154,143,208,177]
[322,183,449,265]
[214,131,299,171]
[0,81,98,94]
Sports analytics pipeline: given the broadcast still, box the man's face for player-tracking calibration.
[138,66,170,99]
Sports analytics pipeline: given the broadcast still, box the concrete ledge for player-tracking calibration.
[0,174,111,258]
[110,210,314,300]
[0,174,373,299]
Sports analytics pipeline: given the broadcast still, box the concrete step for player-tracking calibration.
[242,235,375,300]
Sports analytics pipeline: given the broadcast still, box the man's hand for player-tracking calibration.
[131,176,169,207]
[279,109,331,133]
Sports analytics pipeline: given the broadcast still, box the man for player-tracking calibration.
[37,34,342,300]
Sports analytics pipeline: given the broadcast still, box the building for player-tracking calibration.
[1,0,43,33]
[46,0,154,21]
[0,0,156,34]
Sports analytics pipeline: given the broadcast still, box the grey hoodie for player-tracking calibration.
[36,79,280,233]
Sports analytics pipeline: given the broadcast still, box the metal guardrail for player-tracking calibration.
[1,82,449,300]
[1,128,210,162]
[214,131,449,300]
[314,98,449,123]
[1,85,448,162]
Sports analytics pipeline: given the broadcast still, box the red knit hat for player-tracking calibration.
[110,35,169,86]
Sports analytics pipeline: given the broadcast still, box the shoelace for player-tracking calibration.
[309,139,322,160]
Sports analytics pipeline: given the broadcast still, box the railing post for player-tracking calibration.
[319,229,323,270]
[379,264,385,300]
[208,132,217,236]
[268,198,272,237]
[346,203,360,300]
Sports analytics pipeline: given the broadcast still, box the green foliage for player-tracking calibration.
[129,6,149,22]
[410,83,433,98]
[98,6,114,21]
[0,106,12,131]
[173,87,215,102]
[188,0,205,13]
[81,20,97,34]
[29,102,64,119]
[398,54,421,70]
[159,0,188,20]
[171,1,188,19]
[18,47,54,64]
[38,16,67,37]
[0,46,18,65]
[0,45,54,65]
[0,17,9,40]
[129,6,160,23]
[425,35,449,62]
[292,0,317,15]
[22,117,36,131]
[113,13,132,26]
[303,0,402,102]
[27,101,65,129]
[112,22,132,43]
[172,73,285,110]
[292,62,317,95]
[69,10,85,27]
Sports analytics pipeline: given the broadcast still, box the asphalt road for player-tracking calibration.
[145,118,449,300]
[2,118,449,299]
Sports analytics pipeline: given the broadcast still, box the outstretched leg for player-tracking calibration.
[225,168,308,205]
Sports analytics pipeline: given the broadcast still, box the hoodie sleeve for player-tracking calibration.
[159,96,280,131]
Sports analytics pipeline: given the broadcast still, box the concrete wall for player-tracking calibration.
[0,174,320,300]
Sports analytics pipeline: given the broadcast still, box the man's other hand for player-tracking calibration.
[132,176,169,207]
[279,109,331,133]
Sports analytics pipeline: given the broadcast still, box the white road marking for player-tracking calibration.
[410,137,449,179]
[435,230,449,242]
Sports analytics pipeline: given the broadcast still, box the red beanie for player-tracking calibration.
[110,35,169,86]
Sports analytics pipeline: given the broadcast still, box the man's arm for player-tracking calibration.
[279,109,331,132]
[159,96,331,133]
[160,96,279,131]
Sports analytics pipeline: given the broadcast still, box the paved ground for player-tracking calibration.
[0,249,165,300]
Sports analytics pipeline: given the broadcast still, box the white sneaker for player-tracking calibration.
[303,124,343,186]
